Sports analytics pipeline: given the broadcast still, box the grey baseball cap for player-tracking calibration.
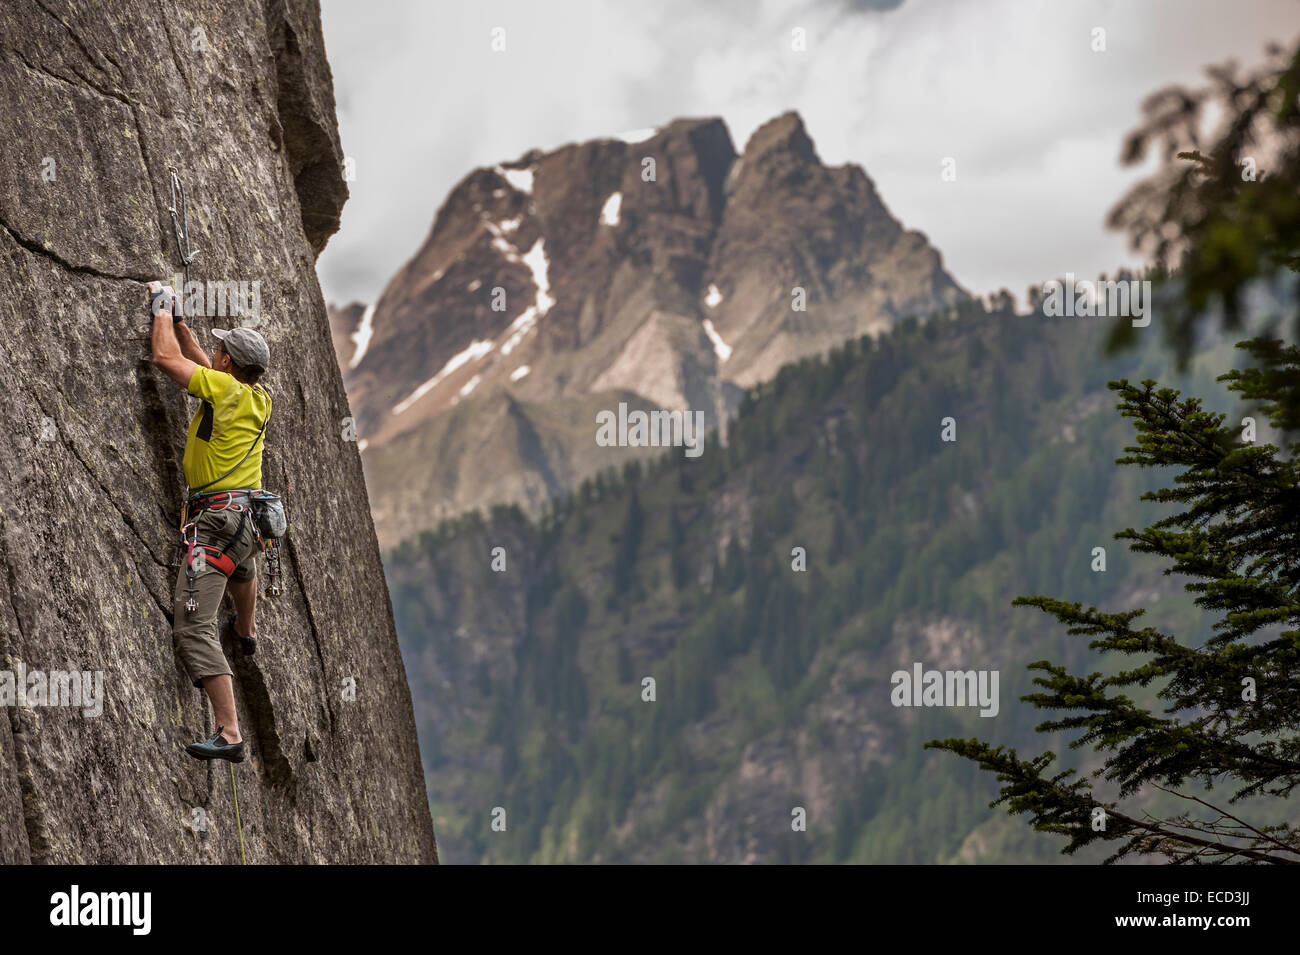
[212,326,270,371]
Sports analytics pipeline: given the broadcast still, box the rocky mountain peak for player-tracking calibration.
[337,110,965,549]
[740,110,819,165]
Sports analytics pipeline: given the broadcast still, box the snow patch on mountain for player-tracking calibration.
[392,340,495,414]
[601,193,622,226]
[704,284,723,308]
[522,239,555,314]
[499,239,555,356]
[510,365,530,381]
[702,319,731,362]
[348,302,376,369]
[501,310,538,356]
[485,220,523,263]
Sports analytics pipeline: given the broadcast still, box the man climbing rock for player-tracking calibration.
[148,282,272,763]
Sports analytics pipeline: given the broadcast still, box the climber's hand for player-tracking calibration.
[147,281,179,321]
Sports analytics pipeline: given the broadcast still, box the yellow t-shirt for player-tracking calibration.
[183,365,272,495]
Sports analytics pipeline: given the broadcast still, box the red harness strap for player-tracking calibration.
[183,508,247,578]
[190,543,237,577]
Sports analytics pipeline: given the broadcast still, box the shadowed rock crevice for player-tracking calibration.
[0,515,50,863]
[232,650,296,797]
[285,533,338,734]
[5,710,51,863]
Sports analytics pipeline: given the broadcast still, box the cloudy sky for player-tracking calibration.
[316,0,1296,308]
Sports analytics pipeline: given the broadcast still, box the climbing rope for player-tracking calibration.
[229,762,246,865]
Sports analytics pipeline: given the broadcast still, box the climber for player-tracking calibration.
[148,281,272,763]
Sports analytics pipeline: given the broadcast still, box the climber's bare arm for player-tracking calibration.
[173,319,213,369]
[151,306,199,387]
[147,280,208,386]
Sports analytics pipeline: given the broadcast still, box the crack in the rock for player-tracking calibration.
[31,0,123,88]
[233,652,296,798]
[153,0,194,98]
[3,709,46,864]
[0,509,50,864]
[283,476,337,735]
[53,410,172,571]
[127,101,179,276]
[130,97,156,183]
[97,39,124,78]
[0,216,154,284]
[125,540,172,620]
[4,45,158,120]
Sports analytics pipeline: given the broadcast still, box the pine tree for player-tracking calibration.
[931,357,1300,862]
[669,504,690,590]
[930,39,1300,864]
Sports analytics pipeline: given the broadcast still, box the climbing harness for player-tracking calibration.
[179,493,253,610]
[167,167,199,326]
[178,490,286,602]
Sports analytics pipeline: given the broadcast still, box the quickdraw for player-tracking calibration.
[180,519,201,613]
[167,167,199,327]
[263,538,284,597]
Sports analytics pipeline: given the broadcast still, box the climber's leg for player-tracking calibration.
[171,550,235,689]
[228,575,257,640]
[228,534,259,655]
[172,512,245,756]
[199,674,242,744]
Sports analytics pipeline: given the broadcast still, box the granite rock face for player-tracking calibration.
[0,0,436,863]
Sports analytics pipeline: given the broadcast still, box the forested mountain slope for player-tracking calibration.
[387,297,1264,864]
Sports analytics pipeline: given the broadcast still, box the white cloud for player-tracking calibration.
[318,0,1295,307]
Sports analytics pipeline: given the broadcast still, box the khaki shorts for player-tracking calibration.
[171,505,260,687]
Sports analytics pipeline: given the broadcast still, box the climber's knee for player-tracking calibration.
[172,558,233,688]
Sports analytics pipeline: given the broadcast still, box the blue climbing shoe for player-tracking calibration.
[186,725,246,763]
